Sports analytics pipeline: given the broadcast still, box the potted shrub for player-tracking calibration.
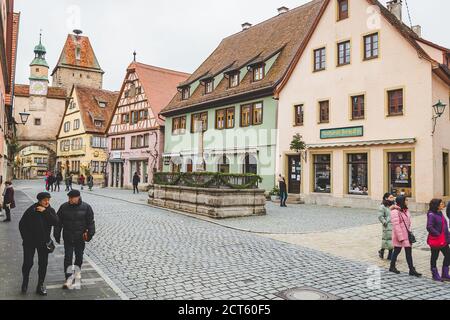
[270,186,280,202]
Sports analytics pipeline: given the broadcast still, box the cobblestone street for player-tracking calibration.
[2,180,450,300]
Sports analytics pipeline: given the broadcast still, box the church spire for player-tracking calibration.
[31,31,49,68]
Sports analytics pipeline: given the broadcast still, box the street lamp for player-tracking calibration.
[19,110,31,125]
[432,100,447,135]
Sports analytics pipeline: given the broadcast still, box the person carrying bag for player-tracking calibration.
[426,199,450,282]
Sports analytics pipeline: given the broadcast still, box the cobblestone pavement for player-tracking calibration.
[0,189,121,300]
[11,180,450,300]
[79,186,383,234]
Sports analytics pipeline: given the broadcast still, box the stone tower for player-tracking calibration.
[51,30,104,94]
[28,33,49,110]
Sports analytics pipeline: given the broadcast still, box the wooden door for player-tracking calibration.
[288,155,301,194]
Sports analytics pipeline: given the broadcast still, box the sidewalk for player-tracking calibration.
[0,190,121,300]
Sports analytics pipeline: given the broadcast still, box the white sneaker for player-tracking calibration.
[63,277,73,289]
[75,271,82,280]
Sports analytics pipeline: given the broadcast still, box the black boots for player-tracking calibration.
[378,249,384,259]
[21,278,28,294]
[36,281,47,296]
[409,268,422,278]
[389,267,400,274]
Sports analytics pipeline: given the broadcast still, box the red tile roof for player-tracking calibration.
[161,0,326,115]
[14,84,67,99]
[124,62,190,125]
[51,34,103,76]
[74,85,119,134]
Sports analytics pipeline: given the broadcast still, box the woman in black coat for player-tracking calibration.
[2,181,15,222]
[19,192,58,295]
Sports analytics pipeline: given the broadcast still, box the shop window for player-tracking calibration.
[388,152,412,197]
[218,155,230,173]
[243,154,257,175]
[348,153,369,195]
[314,154,331,193]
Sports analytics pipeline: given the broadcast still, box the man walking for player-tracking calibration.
[2,181,15,222]
[132,172,140,194]
[56,171,63,192]
[87,174,94,191]
[19,192,58,295]
[54,190,95,289]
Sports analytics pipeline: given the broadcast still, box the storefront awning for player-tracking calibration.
[307,138,416,149]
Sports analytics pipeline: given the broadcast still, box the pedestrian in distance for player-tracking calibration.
[69,174,73,191]
[378,193,396,260]
[19,192,58,296]
[64,174,71,192]
[132,172,140,194]
[278,175,288,207]
[2,181,15,223]
[48,173,55,192]
[79,174,85,190]
[54,190,95,289]
[389,196,422,277]
[87,174,94,191]
[426,199,450,282]
[56,171,63,192]
[45,172,50,191]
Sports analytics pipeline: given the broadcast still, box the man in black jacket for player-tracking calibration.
[54,190,95,289]
[132,172,140,194]
[19,192,58,295]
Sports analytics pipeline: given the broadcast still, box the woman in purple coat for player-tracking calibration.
[426,199,450,282]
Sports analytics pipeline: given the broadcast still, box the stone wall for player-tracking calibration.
[148,184,266,219]
[52,68,103,92]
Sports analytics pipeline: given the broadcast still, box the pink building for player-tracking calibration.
[106,61,189,189]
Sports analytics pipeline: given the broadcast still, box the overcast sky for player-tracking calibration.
[14,0,450,91]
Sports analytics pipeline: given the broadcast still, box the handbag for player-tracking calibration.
[38,208,56,254]
[428,215,447,249]
[399,211,417,244]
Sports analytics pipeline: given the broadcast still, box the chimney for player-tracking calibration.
[242,22,252,31]
[412,25,422,37]
[387,0,402,21]
[277,6,289,15]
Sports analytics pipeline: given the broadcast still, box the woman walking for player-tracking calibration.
[426,199,450,282]
[389,196,422,277]
[87,174,94,191]
[378,193,395,260]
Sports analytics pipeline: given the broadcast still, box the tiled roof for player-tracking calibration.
[51,34,104,76]
[74,85,119,134]
[161,0,326,115]
[14,84,67,99]
[5,12,19,106]
[125,62,190,125]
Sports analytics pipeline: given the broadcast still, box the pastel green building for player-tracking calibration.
[160,4,326,191]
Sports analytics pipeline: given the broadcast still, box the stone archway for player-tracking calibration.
[14,140,57,180]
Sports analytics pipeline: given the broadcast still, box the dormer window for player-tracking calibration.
[205,80,214,94]
[182,87,190,100]
[229,73,240,88]
[94,120,103,128]
[253,64,265,82]
[98,101,107,108]
[69,100,76,110]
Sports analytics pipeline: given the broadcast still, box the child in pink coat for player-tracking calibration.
[389,196,422,277]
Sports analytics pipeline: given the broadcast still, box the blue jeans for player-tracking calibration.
[280,192,288,206]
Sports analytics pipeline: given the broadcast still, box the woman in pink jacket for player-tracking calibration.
[389,196,422,277]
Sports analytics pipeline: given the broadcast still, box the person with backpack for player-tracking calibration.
[426,199,450,282]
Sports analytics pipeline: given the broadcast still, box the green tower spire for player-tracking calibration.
[30,31,49,68]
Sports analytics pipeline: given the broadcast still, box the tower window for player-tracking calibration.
[36,68,40,72]
[76,46,81,60]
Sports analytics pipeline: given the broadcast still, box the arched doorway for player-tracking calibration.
[14,143,57,180]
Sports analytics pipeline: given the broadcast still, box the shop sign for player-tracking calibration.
[111,151,122,159]
[320,126,364,139]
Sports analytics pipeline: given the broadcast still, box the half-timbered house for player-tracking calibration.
[106,62,189,189]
